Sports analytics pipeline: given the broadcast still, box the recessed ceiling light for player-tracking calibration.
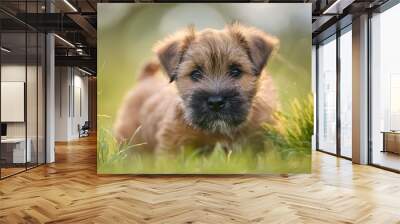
[78,67,93,76]
[54,34,75,48]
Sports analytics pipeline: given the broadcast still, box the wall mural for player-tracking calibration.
[98,3,312,174]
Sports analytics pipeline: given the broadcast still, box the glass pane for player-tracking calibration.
[371,4,400,171]
[0,1,46,178]
[38,33,46,164]
[26,0,38,168]
[27,31,38,169]
[1,31,27,177]
[318,37,337,154]
[340,29,352,158]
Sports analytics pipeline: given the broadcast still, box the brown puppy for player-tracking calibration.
[114,23,280,153]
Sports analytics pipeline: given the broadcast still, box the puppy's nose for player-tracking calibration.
[207,96,225,111]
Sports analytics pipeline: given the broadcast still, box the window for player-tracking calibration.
[370,3,400,171]
[339,27,352,158]
[317,36,337,154]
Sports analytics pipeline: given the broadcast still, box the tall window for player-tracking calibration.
[339,27,352,158]
[371,3,400,171]
[318,36,337,154]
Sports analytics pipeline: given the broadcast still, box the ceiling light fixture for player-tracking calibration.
[1,47,11,53]
[63,0,78,12]
[322,0,354,15]
[54,34,75,48]
[322,0,342,14]
[78,67,93,76]
[76,48,84,55]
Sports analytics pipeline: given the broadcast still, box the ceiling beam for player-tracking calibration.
[12,13,82,32]
[67,13,97,40]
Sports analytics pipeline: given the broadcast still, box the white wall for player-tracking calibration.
[55,67,69,141]
[73,73,89,138]
[55,67,89,141]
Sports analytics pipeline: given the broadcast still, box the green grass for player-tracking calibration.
[97,95,313,174]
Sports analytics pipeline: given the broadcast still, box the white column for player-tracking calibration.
[46,32,55,163]
[45,0,56,163]
[352,14,369,164]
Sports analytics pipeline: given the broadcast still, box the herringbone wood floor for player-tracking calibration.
[1,135,400,224]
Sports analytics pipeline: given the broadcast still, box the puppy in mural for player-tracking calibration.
[114,23,280,153]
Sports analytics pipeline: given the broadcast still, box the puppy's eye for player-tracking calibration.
[190,69,203,81]
[229,66,242,78]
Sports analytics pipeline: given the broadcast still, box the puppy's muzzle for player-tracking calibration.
[207,95,225,112]
[187,89,249,132]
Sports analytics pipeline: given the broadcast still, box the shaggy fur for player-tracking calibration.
[114,23,280,153]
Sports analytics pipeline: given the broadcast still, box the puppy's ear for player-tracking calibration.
[154,27,196,82]
[228,23,279,75]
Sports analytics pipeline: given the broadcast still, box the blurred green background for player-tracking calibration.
[97,3,312,174]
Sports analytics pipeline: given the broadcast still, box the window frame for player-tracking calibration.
[315,23,353,161]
